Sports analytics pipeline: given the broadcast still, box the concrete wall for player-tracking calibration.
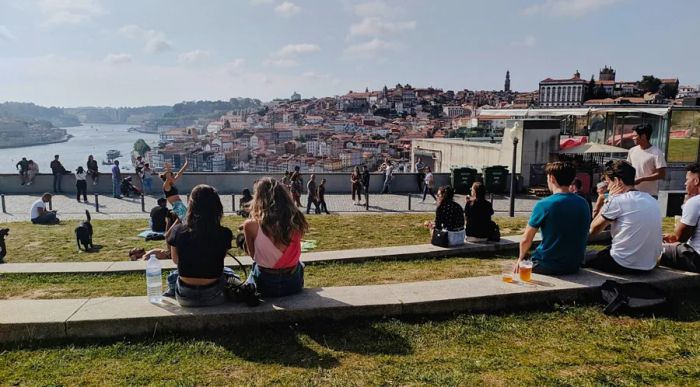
[411,138,502,173]
[0,172,452,195]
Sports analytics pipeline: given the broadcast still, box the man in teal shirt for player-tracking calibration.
[516,161,591,274]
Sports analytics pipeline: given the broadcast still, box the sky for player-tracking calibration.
[0,0,698,107]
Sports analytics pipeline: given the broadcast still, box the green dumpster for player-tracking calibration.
[451,167,478,195]
[483,165,509,194]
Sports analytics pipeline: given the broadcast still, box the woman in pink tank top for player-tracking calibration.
[242,177,309,297]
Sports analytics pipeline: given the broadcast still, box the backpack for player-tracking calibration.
[600,280,668,315]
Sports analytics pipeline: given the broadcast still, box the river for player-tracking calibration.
[1,123,161,174]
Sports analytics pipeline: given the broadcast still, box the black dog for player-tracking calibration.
[0,228,8,263]
[75,210,94,251]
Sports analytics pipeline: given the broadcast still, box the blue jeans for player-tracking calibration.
[31,212,58,224]
[382,177,392,194]
[53,173,62,193]
[167,270,227,307]
[112,178,121,198]
[143,177,152,194]
[247,262,304,298]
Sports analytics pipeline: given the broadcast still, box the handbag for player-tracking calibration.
[431,228,449,247]
[488,221,501,242]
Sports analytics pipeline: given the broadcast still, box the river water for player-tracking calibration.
[1,123,161,174]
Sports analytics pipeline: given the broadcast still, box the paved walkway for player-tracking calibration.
[0,234,534,274]
[0,193,539,222]
[1,267,696,343]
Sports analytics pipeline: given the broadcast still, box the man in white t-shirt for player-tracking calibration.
[30,193,59,225]
[588,160,661,273]
[661,163,700,272]
[626,123,667,197]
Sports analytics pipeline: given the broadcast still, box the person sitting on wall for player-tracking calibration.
[242,177,308,297]
[150,197,171,233]
[516,161,591,275]
[587,160,662,274]
[238,188,253,218]
[425,185,465,246]
[660,163,700,273]
[464,182,495,243]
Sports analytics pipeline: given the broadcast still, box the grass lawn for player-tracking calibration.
[0,255,512,300]
[1,300,699,385]
[1,214,529,263]
[668,137,700,163]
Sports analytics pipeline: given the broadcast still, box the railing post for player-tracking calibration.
[1,194,5,213]
[408,193,411,211]
[365,190,369,211]
[141,194,145,212]
[95,194,99,212]
[232,194,236,213]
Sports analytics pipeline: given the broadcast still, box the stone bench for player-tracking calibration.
[1,266,696,343]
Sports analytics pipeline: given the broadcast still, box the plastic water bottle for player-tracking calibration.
[146,254,162,304]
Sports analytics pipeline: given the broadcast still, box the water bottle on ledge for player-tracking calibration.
[146,254,162,303]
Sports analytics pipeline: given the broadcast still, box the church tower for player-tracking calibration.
[504,70,511,92]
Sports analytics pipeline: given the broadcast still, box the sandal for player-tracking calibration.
[128,248,146,261]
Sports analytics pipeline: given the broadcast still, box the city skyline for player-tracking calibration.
[0,0,698,107]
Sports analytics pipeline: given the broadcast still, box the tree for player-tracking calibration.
[639,75,661,93]
[584,75,596,101]
[660,83,679,99]
[133,139,151,157]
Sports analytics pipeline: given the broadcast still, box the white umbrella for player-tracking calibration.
[559,143,629,154]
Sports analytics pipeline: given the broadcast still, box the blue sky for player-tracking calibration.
[0,0,698,107]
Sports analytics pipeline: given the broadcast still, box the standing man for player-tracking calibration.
[318,178,330,214]
[361,165,370,205]
[661,163,700,272]
[134,156,145,190]
[415,157,425,193]
[16,157,29,185]
[627,123,667,198]
[381,160,394,194]
[306,174,320,214]
[50,155,66,194]
[112,160,122,199]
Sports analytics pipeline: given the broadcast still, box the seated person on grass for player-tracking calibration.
[164,184,233,307]
[516,161,591,275]
[238,188,253,217]
[587,160,661,274]
[242,177,308,298]
[661,163,700,273]
[30,193,60,225]
[149,197,172,233]
[425,185,465,246]
[464,181,494,242]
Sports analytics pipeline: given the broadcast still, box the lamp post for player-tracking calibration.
[509,123,520,217]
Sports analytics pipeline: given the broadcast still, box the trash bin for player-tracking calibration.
[482,165,509,194]
[451,167,478,195]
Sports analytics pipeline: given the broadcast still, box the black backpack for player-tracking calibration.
[600,280,668,315]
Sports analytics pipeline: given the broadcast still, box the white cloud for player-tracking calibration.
[349,17,416,37]
[512,35,537,47]
[522,0,620,17]
[104,53,132,64]
[274,1,301,17]
[344,38,400,57]
[354,2,393,17]
[177,49,210,64]
[119,25,173,53]
[275,43,320,57]
[0,26,17,42]
[263,58,299,67]
[37,0,106,25]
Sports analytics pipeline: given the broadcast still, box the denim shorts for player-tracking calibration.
[172,201,187,220]
[167,270,226,307]
[247,262,304,298]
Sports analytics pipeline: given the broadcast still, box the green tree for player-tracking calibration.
[584,75,596,101]
[639,75,662,93]
[133,139,151,157]
[660,83,679,99]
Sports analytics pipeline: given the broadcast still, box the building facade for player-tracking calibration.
[539,71,589,107]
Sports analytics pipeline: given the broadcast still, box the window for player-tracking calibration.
[667,110,700,163]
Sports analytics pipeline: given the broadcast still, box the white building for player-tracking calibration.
[539,71,589,107]
[306,140,319,156]
[679,85,698,98]
[443,105,466,118]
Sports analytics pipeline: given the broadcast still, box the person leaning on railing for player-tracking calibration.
[242,177,308,297]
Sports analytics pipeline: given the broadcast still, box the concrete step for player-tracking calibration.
[0,267,696,343]
[0,235,534,274]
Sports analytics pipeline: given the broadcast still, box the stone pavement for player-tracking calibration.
[0,193,539,222]
[1,267,696,343]
[0,234,537,274]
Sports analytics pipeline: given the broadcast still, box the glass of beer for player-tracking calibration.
[502,262,515,283]
[519,259,533,282]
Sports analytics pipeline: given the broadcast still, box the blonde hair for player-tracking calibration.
[249,177,309,246]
